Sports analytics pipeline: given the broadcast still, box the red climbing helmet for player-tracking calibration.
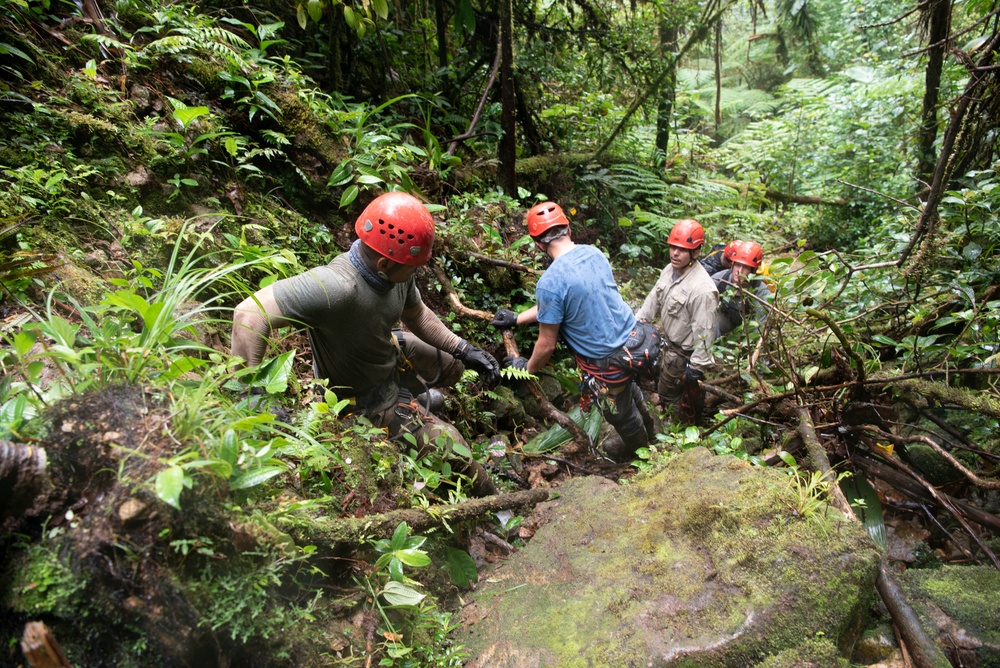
[727,240,764,270]
[355,192,435,266]
[668,219,705,250]
[526,201,570,239]
[723,240,741,262]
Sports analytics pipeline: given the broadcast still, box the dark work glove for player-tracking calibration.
[241,387,291,423]
[684,366,704,385]
[490,308,519,329]
[502,355,529,371]
[453,339,500,386]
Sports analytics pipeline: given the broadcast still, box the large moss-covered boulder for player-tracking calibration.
[458,447,881,667]
[896,565,1000,667]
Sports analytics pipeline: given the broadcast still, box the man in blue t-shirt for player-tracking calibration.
[491,202,654,462]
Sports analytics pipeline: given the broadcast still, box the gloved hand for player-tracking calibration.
[502,355,529,371]
[684,366,704,385]
[453,339,500,386]
[241,387,291,423]
[490,308,519,329]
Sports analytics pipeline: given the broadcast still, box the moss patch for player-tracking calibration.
[458,448,881,667]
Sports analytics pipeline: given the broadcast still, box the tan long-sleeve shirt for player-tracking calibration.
[636,261,719,372]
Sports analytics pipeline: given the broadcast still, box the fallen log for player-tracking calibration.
[468,251,540,275]
[21,622,72,668]
[283,487,551,544]
[794,405,953,668]
[851,453,1000,534]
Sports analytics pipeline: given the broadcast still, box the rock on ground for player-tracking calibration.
[458,447,882,667]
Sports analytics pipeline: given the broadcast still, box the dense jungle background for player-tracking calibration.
[0,0,998,665]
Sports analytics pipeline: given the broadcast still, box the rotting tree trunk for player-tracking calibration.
[794,406,953,668]
[916,0,952,188]
[21,622,72,668]
[713,18,722,134]
[654,21,677,153]
[497,0,516,196]
[594,0,733,159]
[286,488,550,544]
[0,441,49,524]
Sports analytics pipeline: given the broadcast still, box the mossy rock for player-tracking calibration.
[897,565,1000,667]
[458,448,881,667]
[755,637,849,667]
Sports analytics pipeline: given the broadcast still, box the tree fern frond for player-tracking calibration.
[175,26,252,52]
[782,77,840,99]
[0,217,29,244]
[500,367,536,381]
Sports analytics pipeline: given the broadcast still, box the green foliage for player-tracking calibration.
[5,539,88,616]
[189,546,323,644]
[524,406,602,455]
[372,522,432,588]
[360,523,469,667]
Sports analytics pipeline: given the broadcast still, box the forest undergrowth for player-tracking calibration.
[0,0,998,665]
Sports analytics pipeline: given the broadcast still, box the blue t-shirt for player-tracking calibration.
[536,245,636,359]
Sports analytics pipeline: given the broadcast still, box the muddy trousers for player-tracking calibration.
[657,346,704,425]
[337,334,496,497]
[368,397,496,497]
[602,380,654,454]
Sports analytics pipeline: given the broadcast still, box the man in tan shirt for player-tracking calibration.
[636,219,718,423]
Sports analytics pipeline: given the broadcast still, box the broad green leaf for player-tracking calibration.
[225,136,238,156]
[160,356,208,382]
[390,521,410,551]
[381,581,425,607]
[247,350,295,394]
[307,0,323,23]
[219,429,238,468]
[229,464,286,490]
[962,242,982,261]
[36,316,79,349]
[173,105,210,129]
[102,289,151,318]
[327,160,354,187]
[453,0,475,34]
[372,0,389,20]
[297,4,308,29]
[13,331,36,358]
[389,557,404,582]
[445,547,478,587]
[228,413,276,431]
[395,549,431,568]
[778,451,797,467]
[155,465,186,510]
[343,5,358,29]
[26,361,44,382]
[339,185,359,208]
[963,35,989,52]
[0,41,33,63]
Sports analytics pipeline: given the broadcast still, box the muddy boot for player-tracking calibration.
[415,388,446,415]
[636,398,660,444]
[600,434,631,462]
[457,458,497,497]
